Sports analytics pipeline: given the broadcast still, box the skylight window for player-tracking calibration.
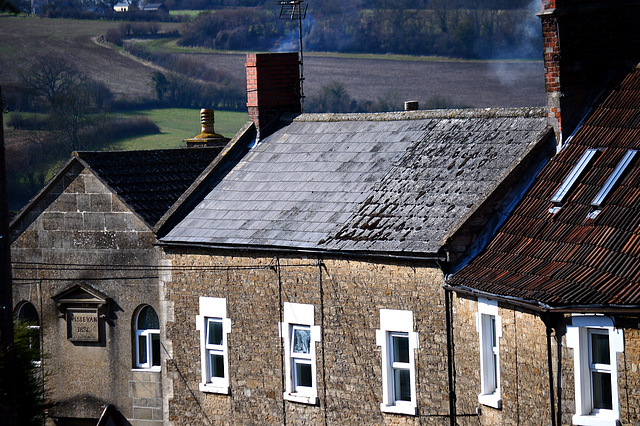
[591,149,637,208]
[551,149,601,205]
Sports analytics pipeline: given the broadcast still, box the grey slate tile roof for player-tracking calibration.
[162,108,549,254]
[76,148,223,227]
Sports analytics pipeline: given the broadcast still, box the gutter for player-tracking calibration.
[444,283,640,314]
[157,240,446,264]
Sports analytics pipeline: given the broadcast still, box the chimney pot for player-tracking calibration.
[404,101,419,111]
[184,108,230,148]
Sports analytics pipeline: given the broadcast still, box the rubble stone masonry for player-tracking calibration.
[452,292,640,425]
[162,248,449,425]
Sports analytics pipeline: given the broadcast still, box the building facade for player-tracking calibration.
[10,148,224,425]
[154,52,553,424]
[447,2,640,425]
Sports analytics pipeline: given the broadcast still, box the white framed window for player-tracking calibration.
[134,305,161,370]
[196,297,231,394]
[376,309,419,415]
[280,302,320,404]
[567,315,623,426]
[476,298,501,408]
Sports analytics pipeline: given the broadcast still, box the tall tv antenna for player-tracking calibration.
[276,0,308,105]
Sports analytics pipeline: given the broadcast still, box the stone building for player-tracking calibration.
[14,1,640,424]
[446,1,640,425]
[10,147,228,425]
[153,52,554,424]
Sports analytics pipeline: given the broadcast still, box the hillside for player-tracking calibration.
[0,15,545,110]
[0,16,171,100]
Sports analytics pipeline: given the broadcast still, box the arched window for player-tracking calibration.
[134,305,160,370]
[15,302,41,361]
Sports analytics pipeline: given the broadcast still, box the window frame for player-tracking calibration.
[376,309,419,415]
[196,297,231,394]
[551,148,601,205]
[567,315,623,426]
[280,302,320,404]
[590,149,637,208]
[476,298,501,409]
[15,302,41,365]
[205,317,226,383]
[134,305,161,371]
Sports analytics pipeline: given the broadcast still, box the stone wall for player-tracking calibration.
[162,248,449,425]
[451,293,552,425]
[452,292,640,425]
[11,164,163,424]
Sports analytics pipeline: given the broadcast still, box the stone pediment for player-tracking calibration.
[52,282,111,312]
[52,282,111,343]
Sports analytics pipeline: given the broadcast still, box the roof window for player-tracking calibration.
[551,148,602,205]
[590,149,637,208]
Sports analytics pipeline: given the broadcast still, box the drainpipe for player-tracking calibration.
[444,288,456,426]
[543,314,557,426]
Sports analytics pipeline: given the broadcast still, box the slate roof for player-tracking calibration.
[162,108,549,255]
[447,67,640,308]
[76,148,223,227]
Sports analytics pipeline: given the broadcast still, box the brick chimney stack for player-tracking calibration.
[539,0,640,147]
[245,52,302,139]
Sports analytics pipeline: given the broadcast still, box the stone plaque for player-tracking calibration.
[68,308,99,342]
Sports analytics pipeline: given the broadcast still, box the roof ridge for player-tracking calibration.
[293,107,546,122]
[74,147,217,156]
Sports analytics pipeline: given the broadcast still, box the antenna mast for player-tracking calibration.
[276,0,308,107]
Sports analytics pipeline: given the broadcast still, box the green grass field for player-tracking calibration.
[113,108,248,150]
[169,9,209,20]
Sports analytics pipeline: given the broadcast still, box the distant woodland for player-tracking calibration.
[178,0,541,59]
[29,0,541,60]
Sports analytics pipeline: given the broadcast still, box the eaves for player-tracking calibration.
[157,239,446,266]
[446,283,640,315]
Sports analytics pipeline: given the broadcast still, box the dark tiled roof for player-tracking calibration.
[448,68,640,307]
[77,148,223,227]
[163,109,548,254]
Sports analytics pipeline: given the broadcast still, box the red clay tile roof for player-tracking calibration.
[447,68,640,308]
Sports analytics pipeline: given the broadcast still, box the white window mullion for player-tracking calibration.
[134,306,160,371]
[378,309,418,415]
[568,316,623,426]
[281,303,319,405]
[477,298,501,409]
[198,297,230,394]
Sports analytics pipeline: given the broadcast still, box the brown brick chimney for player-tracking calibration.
[539,0,640,147]
[245,52,302,139]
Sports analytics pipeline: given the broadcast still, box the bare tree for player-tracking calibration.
[22,56,113,151]
[22,56,81,108]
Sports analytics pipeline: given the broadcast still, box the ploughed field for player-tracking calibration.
[0,16,545,109]
[179,52,546,109]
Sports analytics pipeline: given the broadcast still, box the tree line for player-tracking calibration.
[178,0,542,59]
[21,0,541,60]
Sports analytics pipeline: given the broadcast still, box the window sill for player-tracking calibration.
[199,383,229,395]
[131,367,161,373]
[380,402,417,416]
[478,392,501,409]
[573,414,618,426]
[283,392,317,405]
